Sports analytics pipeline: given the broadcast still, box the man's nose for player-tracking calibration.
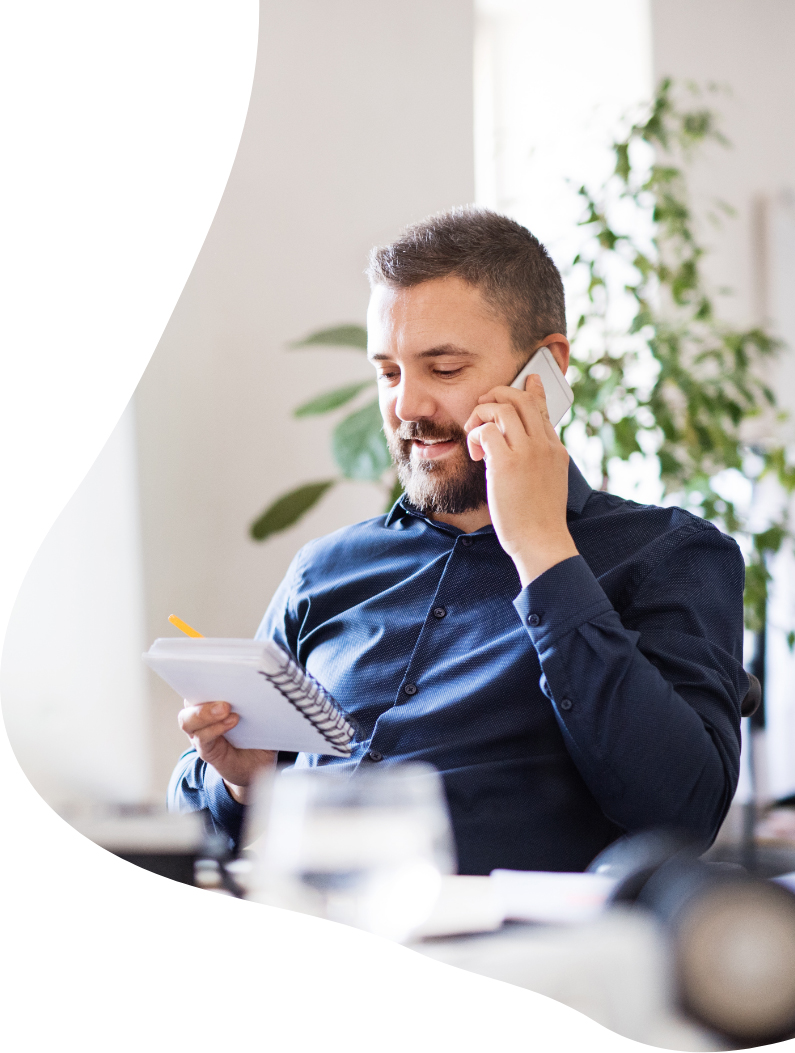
[394,376,436,422]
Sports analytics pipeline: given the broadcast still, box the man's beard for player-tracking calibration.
[385,420,487,515]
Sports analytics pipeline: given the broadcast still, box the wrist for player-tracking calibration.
[513,538,579,589]
[223,780,248,804]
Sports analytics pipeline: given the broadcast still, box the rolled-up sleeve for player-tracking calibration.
[513,529,747,842]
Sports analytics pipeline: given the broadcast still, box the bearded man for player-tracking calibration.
[169,208,746,875]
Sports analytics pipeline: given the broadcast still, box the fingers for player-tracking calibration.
[178,701,239,764]
[478,375,553,434]
[467,420,510,462]
[190,714,239,753]
[478,373,546,404]
[179,700,234,735]
[523,375,551,424]
[465,397,543,451]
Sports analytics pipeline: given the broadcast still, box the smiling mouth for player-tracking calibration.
[410,436,460,460]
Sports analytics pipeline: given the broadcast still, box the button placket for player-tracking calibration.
[387,532,468,715]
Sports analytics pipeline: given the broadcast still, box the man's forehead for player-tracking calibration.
[366,278,509,360]
[367,275,485,317]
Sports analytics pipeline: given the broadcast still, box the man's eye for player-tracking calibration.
[435,368,463,378]
[377,371,399,381]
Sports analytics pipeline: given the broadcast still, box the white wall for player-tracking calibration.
[652,0,795,801]
[474,0,654,493]
[652,0,795,337]
[475,0,652,259]
[2,0,475,805]
[757,195,795,800]
[134,0,476,794]
[1,404,151,807]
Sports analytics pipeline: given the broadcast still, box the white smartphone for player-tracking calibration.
[511,346,574,427]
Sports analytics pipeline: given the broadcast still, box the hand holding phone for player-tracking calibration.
[465,342,579,585]
[510,346,573,426]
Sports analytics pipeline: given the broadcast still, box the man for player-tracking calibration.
[169,207,747,874]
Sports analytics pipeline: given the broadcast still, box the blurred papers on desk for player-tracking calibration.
[491,869,617,925]
[409,871,616,939]
[409,875,504,939]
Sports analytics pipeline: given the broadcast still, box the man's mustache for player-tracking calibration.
[395,421,467,443]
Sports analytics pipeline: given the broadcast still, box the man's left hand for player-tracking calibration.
[465,373,579,587]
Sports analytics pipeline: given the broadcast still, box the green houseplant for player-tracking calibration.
[250,80,792,633]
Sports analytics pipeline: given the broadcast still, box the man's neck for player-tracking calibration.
[431,503,492,534]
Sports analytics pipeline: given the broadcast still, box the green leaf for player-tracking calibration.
[291,324,368,351]
[294,381,374,417]
[754,524,787,556]
[612,417,643,458]
[614,141,630,182]
[249,481,336,541]
[332,399,392,481]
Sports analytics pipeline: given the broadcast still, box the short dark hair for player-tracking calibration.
[366,206,566,353]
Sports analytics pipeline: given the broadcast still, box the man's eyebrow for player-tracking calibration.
[368,345,477,362]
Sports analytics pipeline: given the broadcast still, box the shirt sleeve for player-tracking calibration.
[513,528,747,843]
[255,547,306,652]
[167,748,245,852]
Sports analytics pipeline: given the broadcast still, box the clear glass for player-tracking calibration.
[249,763,456,942]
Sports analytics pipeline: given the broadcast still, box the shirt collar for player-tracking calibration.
[385,456,593,527]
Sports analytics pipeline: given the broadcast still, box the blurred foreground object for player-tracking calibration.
[68,803,206,885]
[246,764,455,942]
[640,857,795,1045]
[590,830,795,1045]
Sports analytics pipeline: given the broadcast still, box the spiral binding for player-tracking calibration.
[258,653,354,753]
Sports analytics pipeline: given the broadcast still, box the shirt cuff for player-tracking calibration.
[513,555,613,645]
[203,762,246,833]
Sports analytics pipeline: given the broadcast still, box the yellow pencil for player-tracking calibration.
[168,614,204,638]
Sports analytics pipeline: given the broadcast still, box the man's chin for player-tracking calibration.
[397,455,487,516]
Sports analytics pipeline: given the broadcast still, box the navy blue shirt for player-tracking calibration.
[169,460,747,874]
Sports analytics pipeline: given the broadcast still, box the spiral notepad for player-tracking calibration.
[142,637,355,756]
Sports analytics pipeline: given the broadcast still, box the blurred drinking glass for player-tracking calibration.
[248,763,455,942]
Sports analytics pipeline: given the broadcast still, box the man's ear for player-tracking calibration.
[542,333,570,375]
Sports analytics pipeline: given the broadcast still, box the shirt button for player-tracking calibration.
[368,750,384,762]
[403,682,418,696]
[461,537,474,547]
[432,606,447,619]
[560,698,573,711]
[527,613,541,627]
